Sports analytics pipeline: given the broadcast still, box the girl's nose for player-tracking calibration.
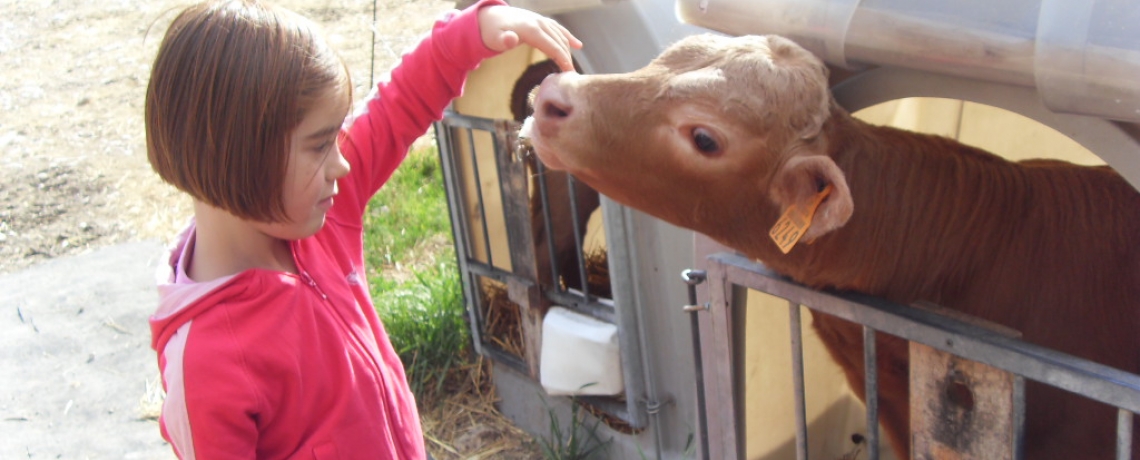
[329,143,350,180]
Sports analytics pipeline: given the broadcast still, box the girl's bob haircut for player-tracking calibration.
[146,0,350,222]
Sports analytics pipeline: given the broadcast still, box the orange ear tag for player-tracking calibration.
[768,184,834,254]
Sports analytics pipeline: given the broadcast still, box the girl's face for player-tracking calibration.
[254,87,351,241]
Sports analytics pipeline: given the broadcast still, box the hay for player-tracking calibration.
[583,249,612,299]
[479,279,527,360]
[137,372,165,421]
[421,356,542,459]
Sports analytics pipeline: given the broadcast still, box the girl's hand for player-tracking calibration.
[478,5,583,72]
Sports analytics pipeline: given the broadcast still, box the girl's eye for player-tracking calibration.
[314,139,335,153]
[692,127,720,155]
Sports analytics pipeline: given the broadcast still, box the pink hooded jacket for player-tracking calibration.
[149,2,502,458]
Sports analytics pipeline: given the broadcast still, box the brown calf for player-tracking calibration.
[526,33,1140,459]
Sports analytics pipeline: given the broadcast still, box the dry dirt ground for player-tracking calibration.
[0,0,539,457]
[0,0,456,274]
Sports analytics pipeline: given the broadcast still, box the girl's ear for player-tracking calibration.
[769,155,853,242]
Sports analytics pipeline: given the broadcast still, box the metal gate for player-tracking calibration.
[685,252,1140,460]
[432,111,651,429]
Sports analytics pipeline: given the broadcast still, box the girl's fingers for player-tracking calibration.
[487,9,582,71]
[534,21,579,71]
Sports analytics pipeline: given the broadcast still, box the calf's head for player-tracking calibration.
[529,34,853,251]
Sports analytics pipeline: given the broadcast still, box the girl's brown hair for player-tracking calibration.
[146,0,350,222]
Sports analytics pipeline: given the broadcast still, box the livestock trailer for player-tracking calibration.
[434,0,1140,458]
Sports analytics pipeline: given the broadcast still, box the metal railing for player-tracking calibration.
[687,251,1140,460]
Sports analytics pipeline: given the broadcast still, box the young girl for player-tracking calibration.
[144,1,580,458]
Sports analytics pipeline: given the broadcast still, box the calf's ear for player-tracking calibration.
[769,155,853,242]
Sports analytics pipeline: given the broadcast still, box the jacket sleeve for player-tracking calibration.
[161,314,264,459]
[334,0,506,223]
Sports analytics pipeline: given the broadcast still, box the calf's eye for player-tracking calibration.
[692,127,720,154]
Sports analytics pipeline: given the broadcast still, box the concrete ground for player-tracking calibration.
[1,241,176,459]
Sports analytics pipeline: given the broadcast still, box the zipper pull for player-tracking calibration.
[300,272,329,300]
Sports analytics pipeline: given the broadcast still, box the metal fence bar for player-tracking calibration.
[482,342,530,373]
[709,252,1140,414]
[490,121,527,276]
[1119,410,1134,460]
[566,175,590,300]
[463,127,495,269]
[702,258,739,460]
[683,269,712,460]
[603,190,652,431]
[693,252,1140,459]
[534,161,560,287]
[788,301,809,460]
[545,289,615,323]
[434,122,485,356]
[440,110,501,131]
[1013,374,1026,459]
[863,325,880,460]
[462,260,516,283]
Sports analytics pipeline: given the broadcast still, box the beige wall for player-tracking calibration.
[856,98,1103,165]
[742,98,1100,460]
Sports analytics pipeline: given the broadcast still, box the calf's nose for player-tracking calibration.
[533,73,576,136]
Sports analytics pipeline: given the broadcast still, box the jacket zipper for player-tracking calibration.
[299,271,329,300]
[292,241,329,301]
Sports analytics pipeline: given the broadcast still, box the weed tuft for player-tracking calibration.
[538,388,611,460]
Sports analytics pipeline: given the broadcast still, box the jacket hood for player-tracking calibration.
[149,222,240,353]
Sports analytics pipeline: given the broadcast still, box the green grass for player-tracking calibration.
[373,256,467,402]
[538,390,611,460]
[363,144,470,405]
[363,146,452,288]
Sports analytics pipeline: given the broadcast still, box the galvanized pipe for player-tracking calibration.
[863,325,880,460]
[566,175,590,300]
[789,301,809,460]
[1119,409,1133,460]
[465,128,495,268]
[533,161,560,287]
[1013,375,1026,459]
[682,269,710,460]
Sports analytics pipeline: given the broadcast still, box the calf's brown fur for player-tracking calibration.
[528,33,1140,459]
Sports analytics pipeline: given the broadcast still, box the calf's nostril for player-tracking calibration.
[542,100,571,119]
